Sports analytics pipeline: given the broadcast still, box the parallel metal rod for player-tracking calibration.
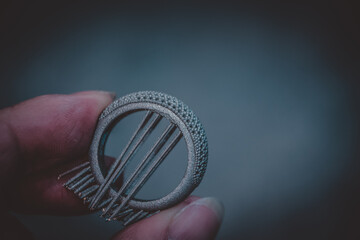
[124,210,144,226]
[58,162,90,180]
[68,174,92,190]
[74,177,95,194]
[108,132,183,219]
[91,114,163,209]
[90,111,153,207]
[97,198,111,209]
[128,211,150,225]
[113,206,130,216]
[118,124,176,194]
[102,123,176,215]
[64,166,91,187]
[131,211,150,225]
[90,111,157,208]
[114,208,133,220]
[80,185,99,198]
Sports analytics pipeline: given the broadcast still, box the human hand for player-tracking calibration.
[0,91,223,239]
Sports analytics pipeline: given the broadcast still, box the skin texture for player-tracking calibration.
[0,91,223,239]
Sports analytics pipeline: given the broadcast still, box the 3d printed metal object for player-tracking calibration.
[59,91,208,226]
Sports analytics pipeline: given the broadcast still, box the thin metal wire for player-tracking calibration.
[80,185,99,198]
[90,113,162,209]
[124,210,144,226]
[128,211,150,225]
[64,166,90,187]
[58,162,90,180]
[102,123,176,215]
[114,208,133,220]
[108,132,183,219]
[90,111,153,207]
[74,177,95,194]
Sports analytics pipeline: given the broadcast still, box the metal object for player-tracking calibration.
[59,91,208,226]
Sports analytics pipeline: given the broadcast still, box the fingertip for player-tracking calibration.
[168,197,224,240]
[181,197,224,223]
[70,90,116,117]
[112,196,223,240]
[0,91,116,165]
[70,90,116,111]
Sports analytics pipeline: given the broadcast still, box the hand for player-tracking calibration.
[0,91,224,240]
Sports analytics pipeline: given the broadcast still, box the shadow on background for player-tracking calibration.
[1,1,360,239]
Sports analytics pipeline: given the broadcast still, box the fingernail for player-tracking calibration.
[71,90,117,101]
[71,91,116,110]
[90,91,116,101]
[100,91,116,100]
[168,197,224,240]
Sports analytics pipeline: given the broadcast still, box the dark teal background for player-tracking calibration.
[1,1,360,239]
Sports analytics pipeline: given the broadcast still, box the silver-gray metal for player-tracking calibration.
[59,91,208,226]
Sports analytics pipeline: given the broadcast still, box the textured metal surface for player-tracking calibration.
[60,91,208,225]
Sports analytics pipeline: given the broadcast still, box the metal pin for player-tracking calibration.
[90,111,153,207]
[80,185,99,198]
[74,177,95,194]
[102,124,176,215]
[64,167,91,187]
[96,198,112,209]
[114,208,133,220]
[108,132,183,219]
[115,124,176,195]
[68,174,92,191]
[58,162,90,180]
[90,113,162,209]
[123,210,144,226]
[127,211,151,225]
[133,211,151,224]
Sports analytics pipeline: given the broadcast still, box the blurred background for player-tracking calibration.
[1,1,360,239]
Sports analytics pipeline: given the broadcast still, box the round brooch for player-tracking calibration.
[60,91,208,226]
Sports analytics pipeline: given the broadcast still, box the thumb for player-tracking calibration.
[0,90,114,194]
[0,91,115,170]
[112,196,224,240]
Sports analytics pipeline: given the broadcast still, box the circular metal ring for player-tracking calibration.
[89,91,208,211]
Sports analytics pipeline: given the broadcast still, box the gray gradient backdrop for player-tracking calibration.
[1,1,360,239]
